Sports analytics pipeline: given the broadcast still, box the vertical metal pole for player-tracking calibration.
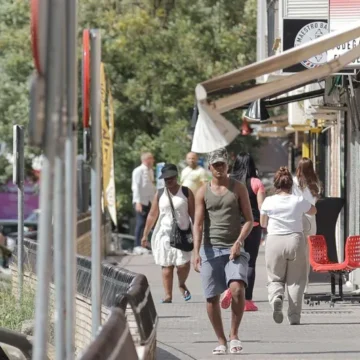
[53,123,66,360]
[256,0,266,82]
[90,29,102,337]
[256,0,266,62]
[33,0,63,357]
[53,12,67,357]
[17,126,24,304]
[65,0,78,358]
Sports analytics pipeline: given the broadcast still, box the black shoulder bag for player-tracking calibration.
[166,187,194,252]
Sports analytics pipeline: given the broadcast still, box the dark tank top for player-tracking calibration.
[203,178,242,248]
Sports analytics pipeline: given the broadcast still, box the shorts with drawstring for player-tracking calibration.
[199,245,249,299]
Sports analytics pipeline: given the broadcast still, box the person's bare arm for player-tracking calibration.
[257,191,266,211]
[236,182,254,245]
[230,182,254,260]
[187,189,195,223]
[306,205,317,216]
[260,214,268,228]
[141,193,159,247]
[193,185,206,272]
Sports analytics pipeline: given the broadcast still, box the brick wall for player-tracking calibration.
[76,213,109,258]
[11,268,156,359]
[10,267,110,354]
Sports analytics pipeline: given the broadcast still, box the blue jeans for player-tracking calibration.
[134,203,151,247]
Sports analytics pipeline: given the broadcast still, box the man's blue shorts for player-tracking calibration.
[200,246,249,299]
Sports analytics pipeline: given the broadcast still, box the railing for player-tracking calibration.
[78,260,158,359]
[4,237,158,359]
[78,308,138,360]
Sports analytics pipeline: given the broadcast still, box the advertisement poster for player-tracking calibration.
[282,19,328,73]
[328,0,360,67]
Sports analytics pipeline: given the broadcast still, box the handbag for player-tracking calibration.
[166,187,194,252]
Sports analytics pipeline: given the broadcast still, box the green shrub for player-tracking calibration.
[0,287,35,331]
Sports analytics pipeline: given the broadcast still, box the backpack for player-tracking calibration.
[157,186,189,201]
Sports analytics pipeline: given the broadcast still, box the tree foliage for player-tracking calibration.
[0,0,260,221]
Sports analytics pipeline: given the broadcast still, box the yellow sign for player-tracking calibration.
[100,62,117,225]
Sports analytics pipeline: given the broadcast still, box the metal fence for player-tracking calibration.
[3,236,157,359]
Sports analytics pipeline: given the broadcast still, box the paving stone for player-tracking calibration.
[118,248,360,360]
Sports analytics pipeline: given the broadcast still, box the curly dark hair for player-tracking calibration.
[273,166,293,193]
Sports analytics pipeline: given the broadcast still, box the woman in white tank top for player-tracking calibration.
[141,164,194,303]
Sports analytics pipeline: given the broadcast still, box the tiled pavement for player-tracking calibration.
[119,248,360,360]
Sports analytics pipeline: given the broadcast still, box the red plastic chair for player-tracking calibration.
[345,235,360,268]
[308,235,350,272]
[306,235,360,306]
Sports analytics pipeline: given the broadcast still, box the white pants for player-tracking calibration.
[265,232,307,323]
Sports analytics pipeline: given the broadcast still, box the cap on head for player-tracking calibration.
[208,148,228,165]
[159,163,178,179]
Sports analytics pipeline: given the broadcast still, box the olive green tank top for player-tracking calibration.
[203,178,242,247]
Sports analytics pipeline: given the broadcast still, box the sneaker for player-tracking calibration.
[288,314,301,325]
[244,300,258,311]
[220,289,232,309]
[272,296,284,324]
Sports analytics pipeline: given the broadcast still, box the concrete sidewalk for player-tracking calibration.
[119,247,360,360]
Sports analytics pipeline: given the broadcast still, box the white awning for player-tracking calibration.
[191,21,360,153]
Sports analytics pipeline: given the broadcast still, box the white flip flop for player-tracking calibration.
[229,339,243,354]
[212,344,227,355]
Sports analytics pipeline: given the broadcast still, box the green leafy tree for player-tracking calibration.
[0,0,261,223]
[0,0,40,184]
[79,0,261,220]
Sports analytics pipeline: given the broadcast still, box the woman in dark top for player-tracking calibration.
[221,152,266,311]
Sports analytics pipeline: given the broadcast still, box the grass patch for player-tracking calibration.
[0,287,35,331]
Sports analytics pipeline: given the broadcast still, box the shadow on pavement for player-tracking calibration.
[158,315,191,319]
[156,347,182,360]
[309,269,331,283]
[302,322,360,325]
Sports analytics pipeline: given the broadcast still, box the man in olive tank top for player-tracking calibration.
[193,148,254,355]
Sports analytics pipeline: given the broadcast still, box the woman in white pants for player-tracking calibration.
[260,167,317,325]
[292,157,321,291]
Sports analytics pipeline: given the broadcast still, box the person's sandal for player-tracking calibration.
[212,344,227,355]
[229,339,243,354]
[161,298,172,304]
[183,290,191,301]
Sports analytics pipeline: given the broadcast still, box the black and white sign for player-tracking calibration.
[283,19,328,73]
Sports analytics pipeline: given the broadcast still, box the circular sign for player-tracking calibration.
[82,29,91,128]
[31,0,48,75]
[294,21,328,69]
[31,0,41,73]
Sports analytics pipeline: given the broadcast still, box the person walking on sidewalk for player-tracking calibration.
[292,157,321,291]
[141,164,194,303]
[180,152,208,194]
[193,148,254,355]
[131,152,156,252]
[221,152,266,312]
[260,167,317,325]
